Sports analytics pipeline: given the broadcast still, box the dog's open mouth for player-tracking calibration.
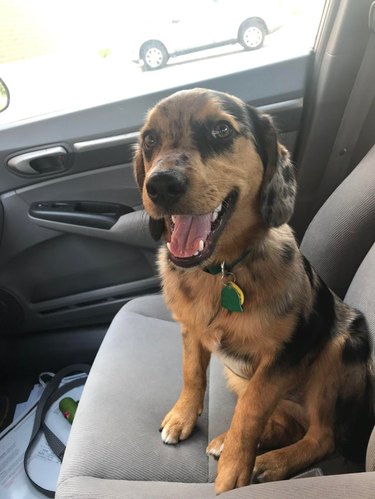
[166,190,237,268]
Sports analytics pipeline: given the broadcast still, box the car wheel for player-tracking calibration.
[239,20,266,50]
[140,41,168,71]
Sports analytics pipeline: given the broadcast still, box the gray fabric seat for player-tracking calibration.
[56,146,375,499]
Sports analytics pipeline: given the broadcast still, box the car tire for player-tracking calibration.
[140,41,168,71]
[238,20,266,50]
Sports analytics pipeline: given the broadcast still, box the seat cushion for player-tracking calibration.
[58,295,236,487]
[56,472,375,499]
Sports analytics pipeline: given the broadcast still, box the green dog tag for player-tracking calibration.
[221,282,244,312]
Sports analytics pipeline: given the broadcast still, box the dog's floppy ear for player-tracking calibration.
[247,106,296,227]
[133,144,165,241]
[133,144,146,193]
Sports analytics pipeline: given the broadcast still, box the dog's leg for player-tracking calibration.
[259,399,307,450]
[160,330,210,444]
[214,365,291,494]
[253,345,341,482]
[207,399,306,461]
[253,411,335,482]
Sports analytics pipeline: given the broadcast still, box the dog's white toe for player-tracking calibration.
[206,442,224,457]
[161,427,179,444]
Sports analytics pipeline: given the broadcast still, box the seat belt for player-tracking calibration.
[315,1,375,205]
[24,364,91,497]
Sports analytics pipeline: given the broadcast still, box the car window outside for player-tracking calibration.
[0,0,326,124]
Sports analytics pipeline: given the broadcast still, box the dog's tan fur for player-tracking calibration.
[134,88,373,493]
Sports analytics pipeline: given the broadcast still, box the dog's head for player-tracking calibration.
[134,88,296,268]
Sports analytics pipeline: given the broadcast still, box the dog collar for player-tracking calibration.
[203,248,252,275]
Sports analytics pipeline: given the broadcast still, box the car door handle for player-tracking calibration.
[7,146,68,175]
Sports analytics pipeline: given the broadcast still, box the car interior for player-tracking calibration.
[0,0,375,497]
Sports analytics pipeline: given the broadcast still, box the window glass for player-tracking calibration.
[0,0,326,124]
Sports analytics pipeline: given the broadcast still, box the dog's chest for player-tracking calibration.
[162,265,222,329]
[213,341,256,379]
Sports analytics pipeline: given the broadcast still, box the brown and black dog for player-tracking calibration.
[134,88,374,494]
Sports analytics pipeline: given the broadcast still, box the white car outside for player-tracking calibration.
[131,0,283,70]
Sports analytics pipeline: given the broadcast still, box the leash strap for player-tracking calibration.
[24,363,91,497]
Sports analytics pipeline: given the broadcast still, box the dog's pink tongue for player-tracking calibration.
[169,214,212,258]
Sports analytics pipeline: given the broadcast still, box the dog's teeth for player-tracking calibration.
[212,211,218,222]
[171,215,176,223]
[215,203,222,213]
[198,240,205,251]
[167,243,171,251]
[194,251,199,256]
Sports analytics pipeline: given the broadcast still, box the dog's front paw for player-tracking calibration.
[214,447,254,494]
[252,451,289,483]
[160,401,200,444]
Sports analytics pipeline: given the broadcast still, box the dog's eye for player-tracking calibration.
[144,132,158,149]
[211,121,233,139]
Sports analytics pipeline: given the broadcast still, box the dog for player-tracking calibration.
[133,88,374,494]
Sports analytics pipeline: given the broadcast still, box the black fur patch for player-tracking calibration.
[190,119,237,161]
[342,314,371,364]
[170,118,185,149]
[280,242,295,265]
[335,374,374,462]
[219,336,253,365]
[282,164,294,183]
[302,256,314,287]
[179,280,194,301]
[245,106,271,168]
[271,277,336,370]
[218,95,249,131]
[266,186,276,207]
[176,153,189,165]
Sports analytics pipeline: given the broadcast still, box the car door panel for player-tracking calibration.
[0,161,158,334]
[0,52,311,336]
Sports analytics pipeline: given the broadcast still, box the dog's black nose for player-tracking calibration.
[146,171,188,207]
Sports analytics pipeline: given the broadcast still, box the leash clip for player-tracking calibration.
[220,262,245,312]
[221,261,236,284]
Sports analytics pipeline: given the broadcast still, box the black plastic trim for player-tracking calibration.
[29,200,134,229]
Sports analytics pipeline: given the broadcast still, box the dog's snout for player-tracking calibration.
[146,170,188,207]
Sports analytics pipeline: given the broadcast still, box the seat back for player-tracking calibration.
[301,145,375,299]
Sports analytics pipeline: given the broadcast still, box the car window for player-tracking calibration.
[0,0,326,124]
